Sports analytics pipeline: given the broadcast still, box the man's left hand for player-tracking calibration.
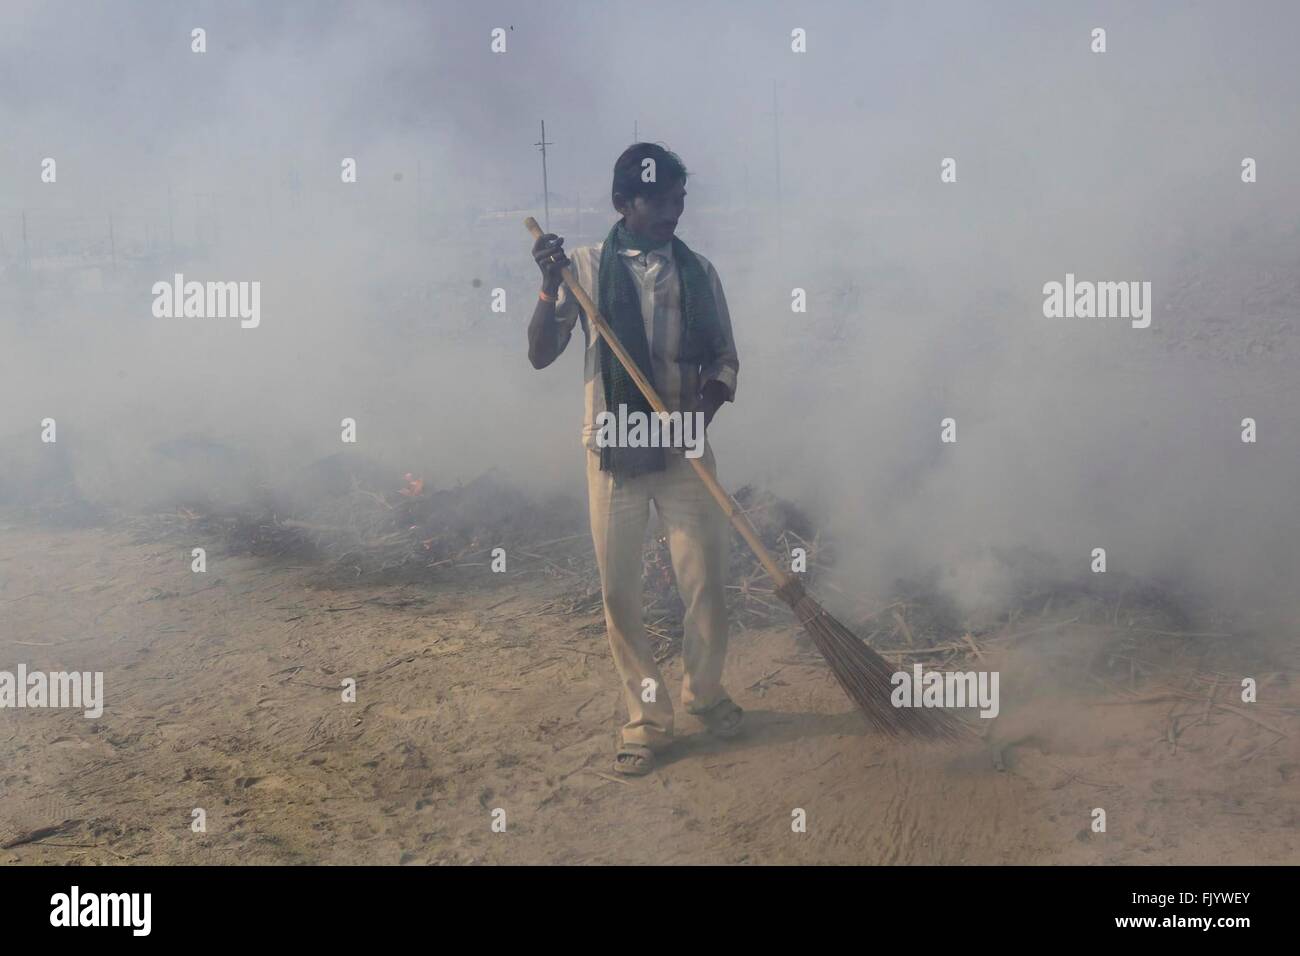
[701,380,729,428]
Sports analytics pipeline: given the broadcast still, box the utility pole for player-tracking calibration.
[535,120,553,231]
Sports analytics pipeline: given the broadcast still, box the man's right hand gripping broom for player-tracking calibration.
[532,232,569,296]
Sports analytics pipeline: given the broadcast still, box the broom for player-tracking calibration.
[526,218,963,740]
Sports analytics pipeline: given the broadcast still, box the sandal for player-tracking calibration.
[694,698,744,739]
[613,742,656,776]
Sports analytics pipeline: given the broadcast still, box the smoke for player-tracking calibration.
[3,1,1298,621]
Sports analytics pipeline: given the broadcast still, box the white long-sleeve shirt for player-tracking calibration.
[553,237,740,454]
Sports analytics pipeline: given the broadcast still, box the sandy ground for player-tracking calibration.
[1,523,1296,865]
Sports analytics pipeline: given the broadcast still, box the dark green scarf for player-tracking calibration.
[596,220,725,477]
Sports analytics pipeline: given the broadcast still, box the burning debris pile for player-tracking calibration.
[130,451,841,661]
[126,450,1236,678]
[824,556,1244,701]
[143,454,587,586]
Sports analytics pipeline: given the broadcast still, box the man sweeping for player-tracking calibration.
[527,143,742,775]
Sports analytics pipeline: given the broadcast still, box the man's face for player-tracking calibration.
[619,179,686,244]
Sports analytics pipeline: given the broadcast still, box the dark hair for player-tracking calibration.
[611,143,688,208]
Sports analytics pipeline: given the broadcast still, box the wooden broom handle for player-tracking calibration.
[525,217,793,590]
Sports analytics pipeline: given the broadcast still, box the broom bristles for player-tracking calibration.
[775,580,968,740]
